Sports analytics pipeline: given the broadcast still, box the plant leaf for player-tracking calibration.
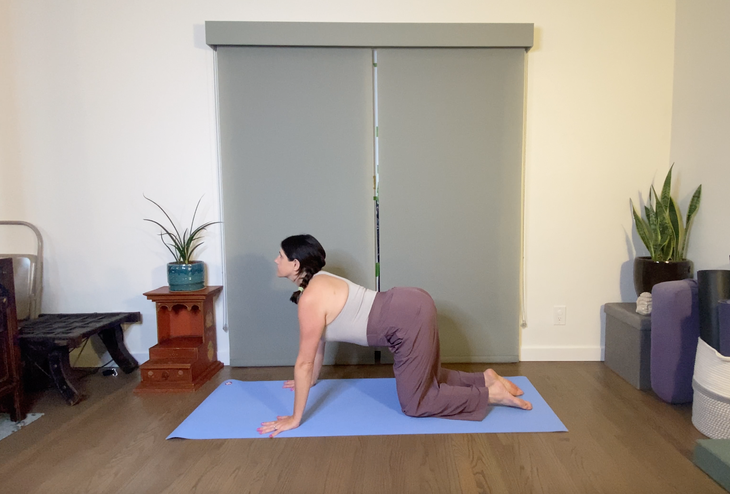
[680,184,702,258]
[144,219,184,261]
[144,195,221,264]
[668,196,684,260]
[189,196,203,244]
[660,164,673,210]
[159,235,179,262]
[144,195,183,243]
[654,189,675,261]
[631,200,654,259]
[631,166,700,262]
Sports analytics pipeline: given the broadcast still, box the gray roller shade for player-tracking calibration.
[217,47,376,366]
[377,48,525,362]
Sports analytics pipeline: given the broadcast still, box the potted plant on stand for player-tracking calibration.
[630,165,702,296]
[144,196,220,292]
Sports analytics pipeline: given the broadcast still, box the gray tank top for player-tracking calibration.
[314,271,376,346]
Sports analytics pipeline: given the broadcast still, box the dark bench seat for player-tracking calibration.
[19,312,140,405]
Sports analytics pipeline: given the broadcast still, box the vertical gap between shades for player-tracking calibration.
[212,48,228,333]
[373,49,381,292]
[519,49,528,332]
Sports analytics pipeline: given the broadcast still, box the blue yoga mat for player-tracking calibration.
[168,377,567,439]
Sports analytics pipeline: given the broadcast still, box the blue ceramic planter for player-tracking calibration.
[167,261,205,291]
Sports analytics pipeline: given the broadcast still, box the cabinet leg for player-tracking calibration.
[99,324,139,374]
[48,348,82,405]
[9,387,25,422]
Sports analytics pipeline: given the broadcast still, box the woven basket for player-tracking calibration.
[692,338,730,439]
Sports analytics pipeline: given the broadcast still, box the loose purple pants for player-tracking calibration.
[366,287,490,421]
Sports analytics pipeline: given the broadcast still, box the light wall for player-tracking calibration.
[669,0,730,275]
[0,1,679,364]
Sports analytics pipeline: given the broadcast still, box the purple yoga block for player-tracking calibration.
[650,279,700,403]
[720,300,730,357]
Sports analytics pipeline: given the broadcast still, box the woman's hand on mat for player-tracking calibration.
[258,415,300,438]
[283,379,317,390]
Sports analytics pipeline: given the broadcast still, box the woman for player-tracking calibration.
[258,234,532,437]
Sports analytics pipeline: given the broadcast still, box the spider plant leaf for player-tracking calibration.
[144,195,221,264]
[165,243,183,263]
[162,234,185,260]
[145,218,184,253]
[189,196,203,242]
[184,222,220,260]
[157,234,178,261]
[188,242,204,260]
[144,195,182,242]
[189,221,220,239]
[143,218,175,237]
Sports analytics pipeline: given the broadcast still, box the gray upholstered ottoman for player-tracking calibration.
[604,303,652,389]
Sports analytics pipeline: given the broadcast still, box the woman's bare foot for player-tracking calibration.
[484,368,524,396]
[487,379,532,410]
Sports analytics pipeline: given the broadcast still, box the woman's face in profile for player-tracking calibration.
[275,249,298,279]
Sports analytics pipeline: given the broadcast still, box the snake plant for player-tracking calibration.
[144,195,220,264]
[630,165,702,262]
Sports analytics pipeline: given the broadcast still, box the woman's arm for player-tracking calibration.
[311,339,326,385]
[259,292,325,437]
[283,338,325,389]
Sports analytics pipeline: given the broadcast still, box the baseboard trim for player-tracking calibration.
[137,349,601,366]
[441,356,519,364]
[520,346,604,361]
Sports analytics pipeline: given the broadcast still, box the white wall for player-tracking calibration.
[0,0,678,365]
[669,0,730,276]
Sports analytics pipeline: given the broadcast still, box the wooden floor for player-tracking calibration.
[0,362,723,494]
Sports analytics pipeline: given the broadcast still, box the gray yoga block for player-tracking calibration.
[694,439,730,492]
[651,279,699,403]
[604,303,652,389]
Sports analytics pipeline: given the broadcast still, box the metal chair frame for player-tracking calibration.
[0,221,43,320]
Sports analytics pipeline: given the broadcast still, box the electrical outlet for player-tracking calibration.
[553,306,566,325]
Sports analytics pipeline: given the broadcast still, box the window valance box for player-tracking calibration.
[205,21,534,49]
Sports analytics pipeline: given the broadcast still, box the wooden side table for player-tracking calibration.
[135,286,223,394]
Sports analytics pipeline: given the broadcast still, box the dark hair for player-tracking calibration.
[281,234,326,304]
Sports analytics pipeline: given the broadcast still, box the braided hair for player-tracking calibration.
[281,234,326,304]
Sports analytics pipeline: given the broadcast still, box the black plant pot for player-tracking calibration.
[633,257,693,296]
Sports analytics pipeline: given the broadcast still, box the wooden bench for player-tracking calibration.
[19,312,140,405]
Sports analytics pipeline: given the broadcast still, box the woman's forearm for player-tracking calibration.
[310,340,326,385]
[292,360,314,421]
